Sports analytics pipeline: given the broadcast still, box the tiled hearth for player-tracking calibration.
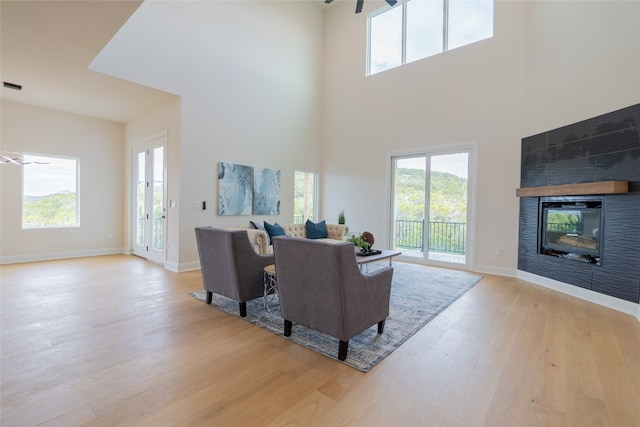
[517,104,640,305]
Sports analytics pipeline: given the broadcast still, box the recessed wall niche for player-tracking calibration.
[517,103,640,304]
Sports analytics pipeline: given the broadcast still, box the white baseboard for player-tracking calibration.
[517,270,640,322]
[167,260,200,272]
[473,264,517,277]
[164,260,180,272]
[0,247,127,265]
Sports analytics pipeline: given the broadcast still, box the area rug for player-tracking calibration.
[189,262,482,372]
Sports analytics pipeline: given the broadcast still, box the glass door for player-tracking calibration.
[392,156,427,257]
[391,149,471,267]
[131,135,166,264]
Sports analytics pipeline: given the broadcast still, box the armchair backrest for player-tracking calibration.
[273,236,392,341]
[195,227,274,303]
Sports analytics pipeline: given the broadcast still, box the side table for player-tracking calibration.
[263,264,280,315]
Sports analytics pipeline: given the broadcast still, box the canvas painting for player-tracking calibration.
[218,162,253,215]
[253,167,281,215]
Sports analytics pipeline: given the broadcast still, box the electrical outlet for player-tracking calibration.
[496,247,503,256]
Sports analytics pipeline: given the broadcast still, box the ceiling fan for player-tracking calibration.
[325,0,398,14]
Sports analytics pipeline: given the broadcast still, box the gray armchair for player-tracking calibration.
[272,236,393,360]
[195,227,275,317]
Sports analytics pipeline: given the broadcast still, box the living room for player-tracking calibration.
[1,1,639,425]
[2,0,639,311]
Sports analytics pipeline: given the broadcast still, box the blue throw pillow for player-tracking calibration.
[263,221,286,240]
[306,219,328,239]
[250,220,270,245]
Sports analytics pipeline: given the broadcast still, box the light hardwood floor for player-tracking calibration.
[1,255,639,426]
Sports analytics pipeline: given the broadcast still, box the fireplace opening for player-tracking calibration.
[539,197,603,265]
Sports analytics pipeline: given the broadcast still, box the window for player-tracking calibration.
[293,171,317,224]
[368,0,494,75]
[22,154,79,228]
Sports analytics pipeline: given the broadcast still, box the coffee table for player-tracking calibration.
[355,249,401,271]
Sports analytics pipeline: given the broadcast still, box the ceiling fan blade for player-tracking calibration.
[386,0,398,6]
[355,0,364,13]
[324,0,334,3]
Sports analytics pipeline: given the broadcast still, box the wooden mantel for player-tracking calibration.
[516,180,629,197]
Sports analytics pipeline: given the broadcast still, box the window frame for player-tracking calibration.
[22,153,80,229]
[293,170,318,224]
[367,0,493,76]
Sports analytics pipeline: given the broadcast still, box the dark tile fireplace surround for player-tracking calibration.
[518,103,640,304]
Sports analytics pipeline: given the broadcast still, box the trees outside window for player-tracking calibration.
[22,154,78,228]
[294,171,317,224]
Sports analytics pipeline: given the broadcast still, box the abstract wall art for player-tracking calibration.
[217,162,281,216]
[218,162,253,215]
[253,167,281,215]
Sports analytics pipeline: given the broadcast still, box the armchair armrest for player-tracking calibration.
[361,266,393,309]
[228,227,270,255]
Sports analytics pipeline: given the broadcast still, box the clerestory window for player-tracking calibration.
[368,0,494,75]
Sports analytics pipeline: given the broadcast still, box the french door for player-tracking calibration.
[131,133,166,264]
[390,148,473,268]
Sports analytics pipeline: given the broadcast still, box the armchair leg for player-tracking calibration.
[206,291,213,305]
[338,340,349,361]
[239,302,247,317]
[284,319,292,336]
[378,319,386,334]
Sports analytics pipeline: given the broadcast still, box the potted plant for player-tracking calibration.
[338,210,345,225]
[347,234,370,251]
[347,231,375,254]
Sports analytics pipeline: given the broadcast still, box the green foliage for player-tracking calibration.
[394,168,467,222]
[23,192,77,227]
[347,235,371,250]
[294,171,315,223]
[547,211,580,232]
[549,212,579,225]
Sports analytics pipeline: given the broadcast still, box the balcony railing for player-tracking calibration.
[137,217,164,250]
[547,222,579,232]
[288,217,465,255]
[395,219,466,254]
[293,214,314,224]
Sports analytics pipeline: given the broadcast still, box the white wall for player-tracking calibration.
[6,1,636,273]
[522,0,640,136]
[125,97,181,270]
[323,1,527,274]
[0,101,126,263]
[91,1,325,270]
[322,0,639,275]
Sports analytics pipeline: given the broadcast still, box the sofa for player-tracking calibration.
[230,222,349,255]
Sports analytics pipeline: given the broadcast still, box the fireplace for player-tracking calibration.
[518,103,640,304]
[539,197,603,264]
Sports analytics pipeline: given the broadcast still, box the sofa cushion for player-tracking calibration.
[250,220,270,245]
[281,223,307,238]
[264,221,287,239]
[306,219,328,239]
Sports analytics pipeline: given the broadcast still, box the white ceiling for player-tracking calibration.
[0,0,336,124]
[1,0,177,124]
